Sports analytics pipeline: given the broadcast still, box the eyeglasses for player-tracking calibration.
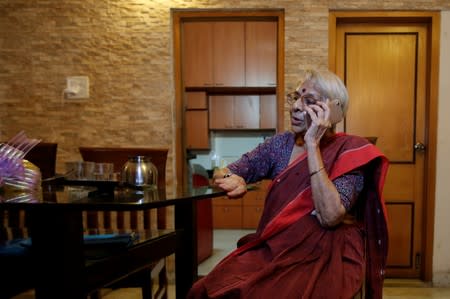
[286,91,325,106]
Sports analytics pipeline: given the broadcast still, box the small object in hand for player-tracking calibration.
[223,173,232,178]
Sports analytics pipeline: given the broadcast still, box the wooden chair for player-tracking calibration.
[191,164,213,264]
[365,136,378,145]
[78,147,169,299]
[79,147,167,189]
[24,142,58,179]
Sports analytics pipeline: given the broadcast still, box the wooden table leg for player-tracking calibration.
[175,200,198,299]
[30,208,87,299]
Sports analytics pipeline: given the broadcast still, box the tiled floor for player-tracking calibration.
[11,229,450,299]
[198,229,254,276]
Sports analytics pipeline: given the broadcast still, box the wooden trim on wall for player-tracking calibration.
[425,11,440,282]
[328,10,440,282]
[276,12,285,132]
[172,9,285,187]
[172,12,184,190]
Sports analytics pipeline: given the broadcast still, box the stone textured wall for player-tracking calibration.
[1,0,449,180]
[1,0,450,284]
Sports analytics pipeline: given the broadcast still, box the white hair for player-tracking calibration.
[302,69,349,115]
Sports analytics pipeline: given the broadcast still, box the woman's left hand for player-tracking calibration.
[213,173,247,198]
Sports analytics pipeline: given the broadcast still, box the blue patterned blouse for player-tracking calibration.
[226,131,364,211]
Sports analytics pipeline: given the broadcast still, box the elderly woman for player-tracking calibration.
[188,69,389,299]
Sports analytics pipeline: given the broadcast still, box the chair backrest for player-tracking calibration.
[191,163,209,187]
[78,147,169,230]
[365,137,377,145]
[24,142,58,179]
[78,147,168,188]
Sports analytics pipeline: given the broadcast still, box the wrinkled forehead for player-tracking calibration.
[296,80,322,97]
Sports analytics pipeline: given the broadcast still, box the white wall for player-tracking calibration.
[189,131,273,170]
[433,10,450,287]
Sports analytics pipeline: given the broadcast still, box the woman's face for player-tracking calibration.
[289,80,322,133]
[289,80,343,134]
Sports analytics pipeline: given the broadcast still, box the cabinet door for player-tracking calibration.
[182,22,214,87]
[185,92,207,109]
[213,196,242,206]
[260,95,277,129]
[185,110,209,149]
[234,96,259,129]
[209,96,234,129]
[213,22,245,86]
[245,21,277,87]
[213,206,242,228]
[242,189,265,206]
[242,206,264,229]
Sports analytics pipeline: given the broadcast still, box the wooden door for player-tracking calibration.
[245,21,277,87]
[335,22,429,278]
[182,22,214,87]
[213,22,245,86]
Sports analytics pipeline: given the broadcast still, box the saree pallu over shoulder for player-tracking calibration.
[188,134,389,299]
[327,134,389,299]
[234,134,388,254]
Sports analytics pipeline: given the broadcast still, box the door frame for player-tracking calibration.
[328,10,440,281]
[172,9,285,187]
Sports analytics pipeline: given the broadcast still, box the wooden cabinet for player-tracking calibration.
[212,197,243,229]
[245,21,277,87]
[233,96,260,128]
[242,191,265,228]
[208,95,233,129]
[182,21,245,87]
[182,22,214,87]
[185,92,209,149]
[260,95,277,129]
[186,91,208,109]
[208,95,260,129]
[213,180,270,229]
[213,22,245,86]
[242,205,264,229]
[182,21,276,87]
[185,111,209,149]
[209,95,277,130]
[209,95,259,129]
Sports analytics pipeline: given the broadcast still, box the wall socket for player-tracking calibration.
[65,76,89,99]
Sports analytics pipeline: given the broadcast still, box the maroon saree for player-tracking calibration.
[188,134,389,299]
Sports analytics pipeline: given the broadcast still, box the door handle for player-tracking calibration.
[414,142,426,152]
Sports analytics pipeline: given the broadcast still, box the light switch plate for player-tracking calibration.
[66,76,89,99]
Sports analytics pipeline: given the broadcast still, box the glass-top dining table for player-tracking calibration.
[0,182,226,299]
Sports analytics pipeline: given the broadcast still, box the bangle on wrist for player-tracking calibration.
[310,167,325,177]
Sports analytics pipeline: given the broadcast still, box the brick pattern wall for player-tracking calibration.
[1,0,449,181]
